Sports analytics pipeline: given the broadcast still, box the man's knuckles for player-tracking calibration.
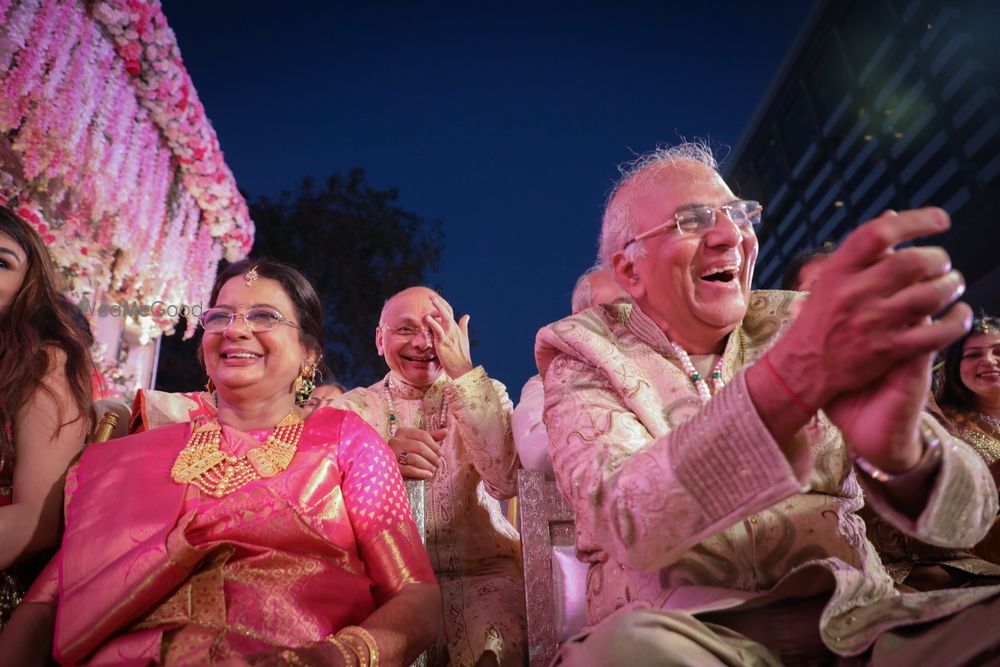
[835,208,950,267]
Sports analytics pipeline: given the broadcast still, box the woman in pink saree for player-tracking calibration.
[0,259,440,665]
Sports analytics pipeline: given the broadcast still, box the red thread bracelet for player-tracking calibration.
[762,353,814,415]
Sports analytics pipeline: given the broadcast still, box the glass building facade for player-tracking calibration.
[725,0,1000,310]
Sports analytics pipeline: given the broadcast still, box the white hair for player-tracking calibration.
[597,142,720,267]
[570,266,601,313]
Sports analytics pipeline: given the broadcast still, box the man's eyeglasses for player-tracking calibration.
[199,307,300,333]
[623,200,763,249]
[381,324,434,339]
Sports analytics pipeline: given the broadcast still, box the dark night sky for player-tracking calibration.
[161,0,817,398]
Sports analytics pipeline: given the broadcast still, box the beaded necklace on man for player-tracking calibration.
[171,411,304,498]
[383,374,448,438]
[669,341,725,402]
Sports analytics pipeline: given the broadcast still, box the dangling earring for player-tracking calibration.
[294,362,318,406]
[204,378,218,407]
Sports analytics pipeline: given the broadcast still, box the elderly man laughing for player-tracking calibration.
[536,144,1000,666]
[335,286,524,667]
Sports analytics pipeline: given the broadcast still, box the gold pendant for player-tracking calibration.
[170,413,303,496]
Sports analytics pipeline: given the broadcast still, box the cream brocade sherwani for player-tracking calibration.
[535,290,1000,657]
[334,366,526,666]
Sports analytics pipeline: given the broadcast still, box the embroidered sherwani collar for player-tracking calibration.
[610,301,747,374]
[382,371,448,401]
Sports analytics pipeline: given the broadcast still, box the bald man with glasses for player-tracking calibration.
[334,286,526,667]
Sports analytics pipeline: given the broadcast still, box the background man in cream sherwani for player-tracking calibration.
[335,286,524,667]
[536,143,1000,665]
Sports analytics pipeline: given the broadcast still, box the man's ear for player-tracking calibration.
[375,326,385,357]
[612,251,645,301]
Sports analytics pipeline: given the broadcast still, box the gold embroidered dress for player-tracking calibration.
[335,366,526,666]
[535,291,1000,658]
[942,408,1000,466]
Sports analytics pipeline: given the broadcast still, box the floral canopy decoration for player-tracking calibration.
[0,0,254,338]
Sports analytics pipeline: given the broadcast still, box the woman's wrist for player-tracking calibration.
[332,625,378,667]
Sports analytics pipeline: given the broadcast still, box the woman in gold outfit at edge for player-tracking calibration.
[936,314,1000,564]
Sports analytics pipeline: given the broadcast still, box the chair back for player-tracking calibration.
[518,468,586,667]
[90,398,131,442]
[404,479,446,667]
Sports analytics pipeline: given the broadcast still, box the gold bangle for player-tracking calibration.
[852,423,943,485]
[339,636,368,667]
[336,626,379,667]
[325,636,356,666]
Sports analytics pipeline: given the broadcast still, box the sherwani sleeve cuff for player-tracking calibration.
[447,364,489,398]
[668,370,811,522]
[860,413,999,548]
[446,366,519,498]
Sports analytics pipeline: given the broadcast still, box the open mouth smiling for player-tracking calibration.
[402,354,437,364]
[221,351,262,360]
[699,265,740,284]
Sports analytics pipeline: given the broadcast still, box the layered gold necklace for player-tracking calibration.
[171,412,304,498]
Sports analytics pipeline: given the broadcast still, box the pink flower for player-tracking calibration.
[119,40,141,60]
[16,207,39,224]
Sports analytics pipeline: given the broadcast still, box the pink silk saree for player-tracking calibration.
[27,407,435,665]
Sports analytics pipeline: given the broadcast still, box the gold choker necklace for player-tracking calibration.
[171,412,304,498]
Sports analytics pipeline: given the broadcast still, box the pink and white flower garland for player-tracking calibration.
[0,0,253,340]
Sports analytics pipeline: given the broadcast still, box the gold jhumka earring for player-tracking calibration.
[294,362,319,406]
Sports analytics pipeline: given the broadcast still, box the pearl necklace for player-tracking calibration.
[669,341,725,402]
[383,374,448,437]
[171,412,304,498]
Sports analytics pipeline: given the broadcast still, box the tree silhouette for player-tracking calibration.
[155,169,443,392]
